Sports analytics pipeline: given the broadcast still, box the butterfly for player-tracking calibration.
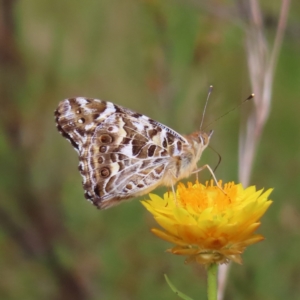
[55,97,213,209]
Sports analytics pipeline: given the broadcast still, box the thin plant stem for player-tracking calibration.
[218,1,290,299]
[207,263,218,300]
[239,0,290,185]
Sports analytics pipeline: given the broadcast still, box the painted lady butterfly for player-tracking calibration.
[55,97,213,209]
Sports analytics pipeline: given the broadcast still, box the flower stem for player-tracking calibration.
[207,263,218,300]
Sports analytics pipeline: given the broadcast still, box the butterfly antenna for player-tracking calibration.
[200,85,213,130]
[203,93,254,130]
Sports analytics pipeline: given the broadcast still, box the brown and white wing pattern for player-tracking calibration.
[55,97,191,209]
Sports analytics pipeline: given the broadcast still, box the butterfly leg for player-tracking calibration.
[167,170,178,204]
[171,183,177,204]
[195,171,199,182]
[192,164,226,194]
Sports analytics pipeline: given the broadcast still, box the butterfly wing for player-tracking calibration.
[55,97,189,209]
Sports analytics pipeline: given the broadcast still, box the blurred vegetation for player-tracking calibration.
[0,0,299,299]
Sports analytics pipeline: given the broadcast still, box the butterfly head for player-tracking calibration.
[177,130,213,180]
[187,129,213,157]
[190,129,213,145]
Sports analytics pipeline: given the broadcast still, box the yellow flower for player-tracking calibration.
[142,181,272,265]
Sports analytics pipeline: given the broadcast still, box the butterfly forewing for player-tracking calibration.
[55,97,212,209]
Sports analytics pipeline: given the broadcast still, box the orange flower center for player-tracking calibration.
[177,181,238,213]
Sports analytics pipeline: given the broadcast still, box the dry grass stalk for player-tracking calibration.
[218,1,290,299]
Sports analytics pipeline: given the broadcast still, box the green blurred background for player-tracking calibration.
[0,1,299,299]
